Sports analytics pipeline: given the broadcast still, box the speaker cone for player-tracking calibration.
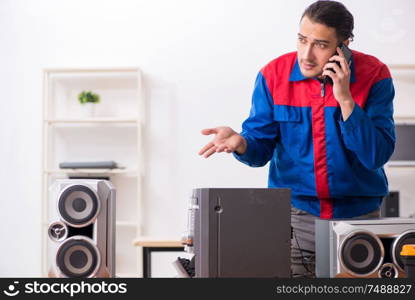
[56,236,100,278]
[392,230,415,273]
[339,230,384,276]
[57,184,100,227]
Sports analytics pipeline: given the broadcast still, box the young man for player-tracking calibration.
[198,1,395,277]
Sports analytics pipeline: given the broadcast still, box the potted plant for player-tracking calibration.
[78,90,100,117]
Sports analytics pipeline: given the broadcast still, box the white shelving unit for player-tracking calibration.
[387,64,415,169]
[41,68,144,278]
[383,65,415,218]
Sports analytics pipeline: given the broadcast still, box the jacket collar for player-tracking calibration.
[289,54,356,83]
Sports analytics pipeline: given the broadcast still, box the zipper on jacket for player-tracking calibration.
[320,81,326,97]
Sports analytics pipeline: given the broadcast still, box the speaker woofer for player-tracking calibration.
[339,230,384,276]
[57,184,100,227]
[56,236,100,278]
[392,230,415,273]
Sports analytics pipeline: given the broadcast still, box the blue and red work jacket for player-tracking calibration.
[234,50,395,219]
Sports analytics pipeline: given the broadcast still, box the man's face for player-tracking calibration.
[297,16,339,78]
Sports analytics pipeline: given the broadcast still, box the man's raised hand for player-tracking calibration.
[198,126,247,158]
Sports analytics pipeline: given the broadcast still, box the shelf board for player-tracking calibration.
[133,237,183,247]
[45,118,138,124]
[388,64,415,70]
[394,116,415,123]
[45,169,137,175]
[42,221,138,228]
[45,67,140,73]
[386,161,415,168]
[116,273,139,278]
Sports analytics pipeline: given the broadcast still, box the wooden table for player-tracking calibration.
[133,238,185,278]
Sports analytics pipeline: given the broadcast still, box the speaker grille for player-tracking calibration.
[340,230,384,276]
[56,237,100,278]
[392,230,415,272]
[58,185,99,227]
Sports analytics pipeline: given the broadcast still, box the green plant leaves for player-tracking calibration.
[78,90,100,104]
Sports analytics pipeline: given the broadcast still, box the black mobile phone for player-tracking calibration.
[324,43,352,85]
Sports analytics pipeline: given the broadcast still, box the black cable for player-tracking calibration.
[293,229,315,277]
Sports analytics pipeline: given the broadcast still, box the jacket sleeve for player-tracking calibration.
[339,69,395,170]
[233,71,279,167]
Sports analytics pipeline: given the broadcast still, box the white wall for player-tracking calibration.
[0,0,414,276]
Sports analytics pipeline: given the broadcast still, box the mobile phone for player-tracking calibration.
[324,43,352,85]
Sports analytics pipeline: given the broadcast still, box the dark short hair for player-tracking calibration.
[301,0,354,42]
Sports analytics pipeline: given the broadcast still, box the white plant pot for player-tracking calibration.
[79,103,96,118]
